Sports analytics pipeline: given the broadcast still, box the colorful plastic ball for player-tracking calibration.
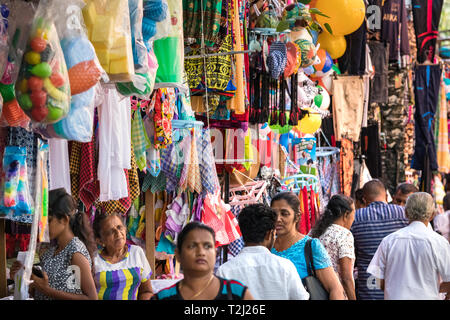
[31,37,47,53]
[25,51,41,65]
[313,85,330,110]
[31,105,48,122]
[28,76,44,91]
[17,94,32,110]
[30,90,47,108]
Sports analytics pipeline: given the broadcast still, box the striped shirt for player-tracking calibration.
[94,245,152,300]
[351,201,408,300]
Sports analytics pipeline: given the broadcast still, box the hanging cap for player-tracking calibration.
[267,41,287,79]
[284,41,302,78]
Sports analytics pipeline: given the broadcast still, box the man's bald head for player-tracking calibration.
[362,180,387,205]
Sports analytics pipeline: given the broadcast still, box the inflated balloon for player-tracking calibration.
[318,32,347,59]
[313,49,332,73]
[297,108,322,134]
[313,85,330,110]
[279,133,291,151]
[313,0,365,36]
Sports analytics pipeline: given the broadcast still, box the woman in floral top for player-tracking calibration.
[309,194,356,300]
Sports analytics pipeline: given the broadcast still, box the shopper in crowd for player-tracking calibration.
[354,189,365,210]
[433,192,450,242]
[351,179,409,300]
[270,192,345,300]
[216,204,309,300]
[93,212,153,300]
[153,222,254,300]
[10,188,98,300]
[367,192,450,300]
[391,182,419,207]
[309,194,356,300]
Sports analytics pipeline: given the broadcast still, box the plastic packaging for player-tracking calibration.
[38,0,102,142]
[15,1,71,125]
[152,0,170,41]
[0,146,32,217]
[154,0,186,92]
[0,3,10,81]
[83,0,135,82]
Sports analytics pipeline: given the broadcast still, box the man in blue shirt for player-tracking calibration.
[351,180,409,300]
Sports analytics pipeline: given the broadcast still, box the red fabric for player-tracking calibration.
[79,136,99,210]
[310,186,316,228]
[298,189,307,234]
[303,187,311,233]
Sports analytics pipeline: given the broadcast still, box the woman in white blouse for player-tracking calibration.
[309,195,356,300]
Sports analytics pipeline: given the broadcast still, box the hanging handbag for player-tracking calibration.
[302,239,329,300]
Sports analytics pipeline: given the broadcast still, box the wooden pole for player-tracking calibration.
[0,219,7,298]
[145,190,155,280]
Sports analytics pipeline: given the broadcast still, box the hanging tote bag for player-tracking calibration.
[302,239,329,300]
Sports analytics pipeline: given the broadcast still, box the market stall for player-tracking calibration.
[0,0,449,299]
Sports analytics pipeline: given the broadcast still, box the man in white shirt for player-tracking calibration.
[216,204,309,300]
[367,192,450,300]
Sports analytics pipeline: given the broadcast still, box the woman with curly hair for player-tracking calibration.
[309,194,356,300]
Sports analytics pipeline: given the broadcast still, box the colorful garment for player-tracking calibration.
[153,89,175,150]
[271,236,332,280]
[94,244,152,300]
[153,276,247,300]
[183,0,223,47]
[340,138,354,197]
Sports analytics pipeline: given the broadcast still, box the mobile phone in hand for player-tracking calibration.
[32,265,43,278]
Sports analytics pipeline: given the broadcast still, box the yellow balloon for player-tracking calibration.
[313,0,365,36]
[318,32,347,59]
[297,109,322,134]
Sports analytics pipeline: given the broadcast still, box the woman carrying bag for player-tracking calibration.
[270,192,345,300]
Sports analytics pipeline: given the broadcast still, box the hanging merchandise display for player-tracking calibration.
[83,0,134,82]
[15,0,71,125]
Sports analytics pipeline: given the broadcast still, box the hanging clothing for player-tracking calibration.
[48,138,71,194]
[411,65,442,173]
[381,0,410,62]
[97,87,131,202]
[340,138,354,197]
[337,21,367,76]
[361,124,382,178]
[411,0,444,63]
[436,80,450,173]
[332,76,365,142]
[368,41,390,105]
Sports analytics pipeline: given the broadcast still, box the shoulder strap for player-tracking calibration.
[304,239,316,277]
[226,280,233,300]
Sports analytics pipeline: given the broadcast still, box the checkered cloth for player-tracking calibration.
[69,141,82,202]
[228,205,244,257]
[197,129,220,194]
[160,143,179,192]
[142,171,167,193]
[79,136,99,210]
[131,110,151,171]
[98,146,140,214]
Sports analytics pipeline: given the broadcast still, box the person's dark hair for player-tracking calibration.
[395,182,419,195]
[443,192,450,212]
[355,189,364,203]
[271,191,301,223]
[92,211,122,240]
[49,188,96,269]
[362,179,386,202]
[176,221,215,253]
[238,204,277,244]
[310,194,354,238]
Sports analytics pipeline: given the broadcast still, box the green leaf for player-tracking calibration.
[309,8,330,18]
[276,20,290,32]
[324,23,333,35]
